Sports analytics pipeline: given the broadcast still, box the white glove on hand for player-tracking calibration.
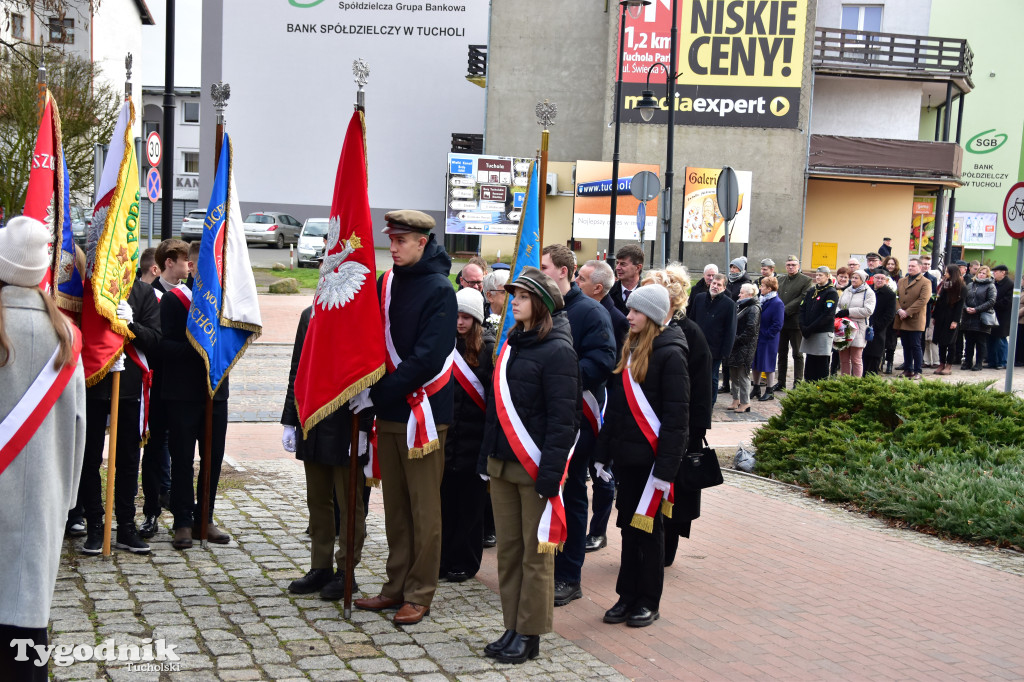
[111,353,125,373]
[652,477,672,494]
[479,474,490,482]
[348,388,373,414]
[593,462,613,482]
[358,430,368,456]
[116,300,134,325]
[282,425,296,453]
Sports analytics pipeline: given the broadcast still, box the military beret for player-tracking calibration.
[504,266,564,313]
[760,258,775,267]
[382,209,435,235]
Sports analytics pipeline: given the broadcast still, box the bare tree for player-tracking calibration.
[0,45,118,219]
[1,1,100,64]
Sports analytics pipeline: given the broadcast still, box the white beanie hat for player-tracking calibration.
[0,216,50,287]
[626,283,671,329]
[456,287,484,324]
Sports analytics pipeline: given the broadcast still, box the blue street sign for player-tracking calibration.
[636,201,646,236]
[449,157,474,175]
[146,167,161,203]
[513,191,526,209]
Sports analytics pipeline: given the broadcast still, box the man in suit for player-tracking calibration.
[690,273,736,407]
[608,243,644,315]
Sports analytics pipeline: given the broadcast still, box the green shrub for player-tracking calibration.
[752,375,1024,547]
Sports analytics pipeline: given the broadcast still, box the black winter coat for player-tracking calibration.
[563,283,616,395]
[726,273,751,300]
[673,316,713,433]
[686,278,734,317]
[281,306,368,466]
[931,283,965,347]
[89,279,162,401]
[727,298,760,368]
[478,314,581,498]
[600,294,630,357]
[993,276,1014,337]
[690,292,737,360]
[864,285,896,357]
[799,283,840,336]
[159,284,228,402]
[446,330,495,473]
[369,235,457,425]
[960,278,997,333]
[595,324,689,483]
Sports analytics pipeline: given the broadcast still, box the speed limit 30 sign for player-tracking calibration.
[146,131,162,168]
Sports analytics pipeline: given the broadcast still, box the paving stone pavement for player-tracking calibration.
[55,458,627,681]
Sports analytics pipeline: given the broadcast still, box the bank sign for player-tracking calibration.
[619,0,808,128]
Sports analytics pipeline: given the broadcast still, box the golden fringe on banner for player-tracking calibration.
[537,541,563,555]
[85,346,125,388]
[408,437,441,459]
[299,364,385,439]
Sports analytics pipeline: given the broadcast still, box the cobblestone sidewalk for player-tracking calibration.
[53,459,626,681]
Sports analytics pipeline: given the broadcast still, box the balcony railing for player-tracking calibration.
[466,44,487,87]
[813,28,973,90]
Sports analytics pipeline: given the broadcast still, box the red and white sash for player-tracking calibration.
[493,344,577,553]
[123,344,152,446]
[622,354,673,532]
[380,270,454,457]
[0,328,82,477]
[452,351,486,411]
[581,389,605,436]
[168,283,192,308]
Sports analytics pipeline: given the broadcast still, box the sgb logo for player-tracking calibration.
[966,129,1007,154]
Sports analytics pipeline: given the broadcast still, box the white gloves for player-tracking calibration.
[358,430,368,456]
[348,388,373,414]
[116,300,134,325]
[479,474,490,482]
[652,477,672,494]
[593,462,613,482]
[282,425,296,453]
[111,353,125,373]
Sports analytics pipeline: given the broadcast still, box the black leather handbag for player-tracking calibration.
[678,439,724,491]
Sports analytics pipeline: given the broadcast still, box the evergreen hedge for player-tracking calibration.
[751,375,1024,548]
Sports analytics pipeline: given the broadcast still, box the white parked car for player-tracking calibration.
[297,218,329,268]
[181,208,207,242]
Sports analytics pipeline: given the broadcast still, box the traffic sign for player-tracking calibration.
[716,166,740,222]
[1002,182,1024,239]
[629,170,660,202]
[146,167,162,203]
[636,202,646,236]
[146,131,162,167]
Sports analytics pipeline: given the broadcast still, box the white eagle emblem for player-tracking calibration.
[85,205,108,279]
[313,216,370,314]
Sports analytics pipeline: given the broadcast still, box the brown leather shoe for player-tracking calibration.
[206,524,231,544]
[393,602,430,625]
[354,594,403,611]
[172,527,193,550]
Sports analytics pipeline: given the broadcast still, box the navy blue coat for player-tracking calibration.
[690,291,737,360]
[563,283,616,395]
[369,235,458,425]
[600,293,629,357]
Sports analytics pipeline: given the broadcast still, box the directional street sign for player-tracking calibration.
[146,131,162,168]
[146,167,162,203]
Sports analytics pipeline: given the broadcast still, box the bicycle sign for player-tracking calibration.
[1003,182,1024,239]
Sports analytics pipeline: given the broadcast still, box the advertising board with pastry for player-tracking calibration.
[682,167,753,243]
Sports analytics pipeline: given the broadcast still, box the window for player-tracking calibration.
[48,16,74,44]
[841,5,883,33]
[183,152,199,174]
[11,14,25,40]
[143,121,160,139]
[182,102,200,124]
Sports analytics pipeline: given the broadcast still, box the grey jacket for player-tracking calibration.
[0,286,86,628]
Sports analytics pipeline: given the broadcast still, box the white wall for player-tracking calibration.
[92,0,144,137]
[811,76,924,139]
[815,0,932,34]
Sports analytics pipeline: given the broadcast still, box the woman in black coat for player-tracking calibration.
[477,267,579,665]
[440,289,495,583]
[863,272,897,375]
[931,264,965,375]
[960,265,997,371]
[799,267,839,381]
[727,284,760,412]
[596,283,688,629]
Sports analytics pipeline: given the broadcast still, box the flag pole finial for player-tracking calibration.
[125,53,132,100]
[211,81,231,126]
[353,58,370,111]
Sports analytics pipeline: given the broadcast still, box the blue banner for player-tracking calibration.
[495,161,540,353]
[57,155,83,302]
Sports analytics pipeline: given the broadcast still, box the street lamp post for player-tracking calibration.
[609,0,650,267]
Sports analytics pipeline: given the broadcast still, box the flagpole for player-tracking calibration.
[198,82,231,550]
[535,100,556,248]
[344,58,370,621]
[37,65,46,122]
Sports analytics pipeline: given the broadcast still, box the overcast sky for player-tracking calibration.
[141,0,203,87]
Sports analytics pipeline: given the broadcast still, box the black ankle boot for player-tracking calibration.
[883,361,893,374]
[495,633,539,664]
[484,629,517,658]
[758,389,775,402]
[750,385,761,399]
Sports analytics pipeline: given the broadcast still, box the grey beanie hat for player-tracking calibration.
[760,258,775,267]
[730,256,747,270]
[816,265,831,276]
[626,283,671,328]
[0,216,50,287]
[456,287,484,324]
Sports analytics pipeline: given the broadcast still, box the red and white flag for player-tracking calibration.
[294,111,385,435]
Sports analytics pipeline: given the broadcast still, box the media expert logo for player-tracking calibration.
[10,637,179,668]
[966,129,1008,154]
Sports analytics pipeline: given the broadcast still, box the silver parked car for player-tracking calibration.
[181,208,207,242]
[244,211,301,249]
[297,218,330,268]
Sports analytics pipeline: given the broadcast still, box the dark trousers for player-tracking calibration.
[554,424,598,585]
[900,330,924,374]
[1016,324,1024,366]
[614,467,665,610]
[829,349,840,376]
[804,354,830,382]
[954,331,964,364]
[0,624,48,682]
[484,495,495,537]
[863,354,882,375]
[440,467,486,578]
[80,398,142,526]
[963,330,988,367]
[884,323,900,363]
[987,334,1007,367]
[587,455,615,538]
[939,337,960,365]
[776,326,804,385]
[710,359,722,406]
[140,395,171,517]
[168,399,228,530]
